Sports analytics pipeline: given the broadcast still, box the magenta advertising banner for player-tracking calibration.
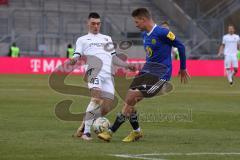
[0,0,8,5]
[0,57,239,76]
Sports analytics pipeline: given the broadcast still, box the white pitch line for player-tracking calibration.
[109,154,166,160]
[136,152,240,156]
[110,152,240,160]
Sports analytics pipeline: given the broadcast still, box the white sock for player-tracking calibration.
[134,127,141,132]
[231,70,235,77]
[84,101,99,134]
[226,70,232,83]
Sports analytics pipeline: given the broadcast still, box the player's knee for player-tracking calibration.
[125,97,134,106]
[125,92,138,106]
[122,105,135,117]
[91,97,102,105]
[100,107,109,116]
[234,68,238,73]
[99,99,114,116]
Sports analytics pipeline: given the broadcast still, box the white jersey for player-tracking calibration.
[222,34,240,56]
[75,33,115,77]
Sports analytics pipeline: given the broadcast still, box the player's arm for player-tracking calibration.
[238,36,240,50]
[111,52,136,71]
[218,36,225,56]
[171,36,190,83]
[69,38,83,65]
[161,29,190,83]
[218,44,225,56]
[108,36,135,71]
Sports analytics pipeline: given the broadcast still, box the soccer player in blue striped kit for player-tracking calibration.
[98,8,190,142]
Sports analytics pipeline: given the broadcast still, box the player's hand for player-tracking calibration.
[127,64,137,71]
[178,69,190,84]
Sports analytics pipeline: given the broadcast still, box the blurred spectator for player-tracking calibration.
[8,42,20,58]
[161,21,170,29]
[161,21,180,60]
[172,47,180,60]
[66,44,74,58]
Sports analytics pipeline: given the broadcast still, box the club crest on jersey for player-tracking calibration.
[104,38,109,41]
[146,46,153,57]
[151,38,156,44]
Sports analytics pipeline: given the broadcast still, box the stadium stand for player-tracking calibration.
[173,0,240,58]
[0,0,239,58]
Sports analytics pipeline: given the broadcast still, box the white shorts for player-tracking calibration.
[88,74,114,100]
[224,55,238,69]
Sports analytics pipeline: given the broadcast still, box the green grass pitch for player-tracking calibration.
[0,75,240,160]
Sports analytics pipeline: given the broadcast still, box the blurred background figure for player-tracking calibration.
[161,21,180,60]
[161,21,170,29]
[218,24,240,85]
[8,42,20,58]
[172,47,180,60]
[237,50,240,60]
[66,44,74,58]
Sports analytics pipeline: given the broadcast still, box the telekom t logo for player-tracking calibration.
[30,59,41,72]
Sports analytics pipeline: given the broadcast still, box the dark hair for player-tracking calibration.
[161,21,169,26]
[131,8,151,19]
[228,24,235,28]
[88,12,100,19]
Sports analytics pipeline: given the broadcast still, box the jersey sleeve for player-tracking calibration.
[222,36,226,45]
[74,38,84,57]
[108,36,116,55]
[159,28,186,70]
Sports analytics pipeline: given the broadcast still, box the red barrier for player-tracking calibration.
[0,57,239,76]
[0,0,8,5]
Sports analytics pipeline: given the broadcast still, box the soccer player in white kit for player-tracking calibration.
[218,24,240,85]
[70,12,135,140]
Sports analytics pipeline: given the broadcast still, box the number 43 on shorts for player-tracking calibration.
[90,78,100,84]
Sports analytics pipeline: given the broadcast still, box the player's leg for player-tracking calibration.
[99,76,115,116]
[83,94,102,138]
[233,67,238,75]
[121,74,167,142]
[224,56,233,85]
[121,90,144,142]
[232,56,238,83]
[86,76,115,118]
[98,89,143,142]
[111,89,143,132]
[81,75,103,140]
[75,76,113,141]
[73,90,101,140]
[72,121,85,138]
[98,73,166,142]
